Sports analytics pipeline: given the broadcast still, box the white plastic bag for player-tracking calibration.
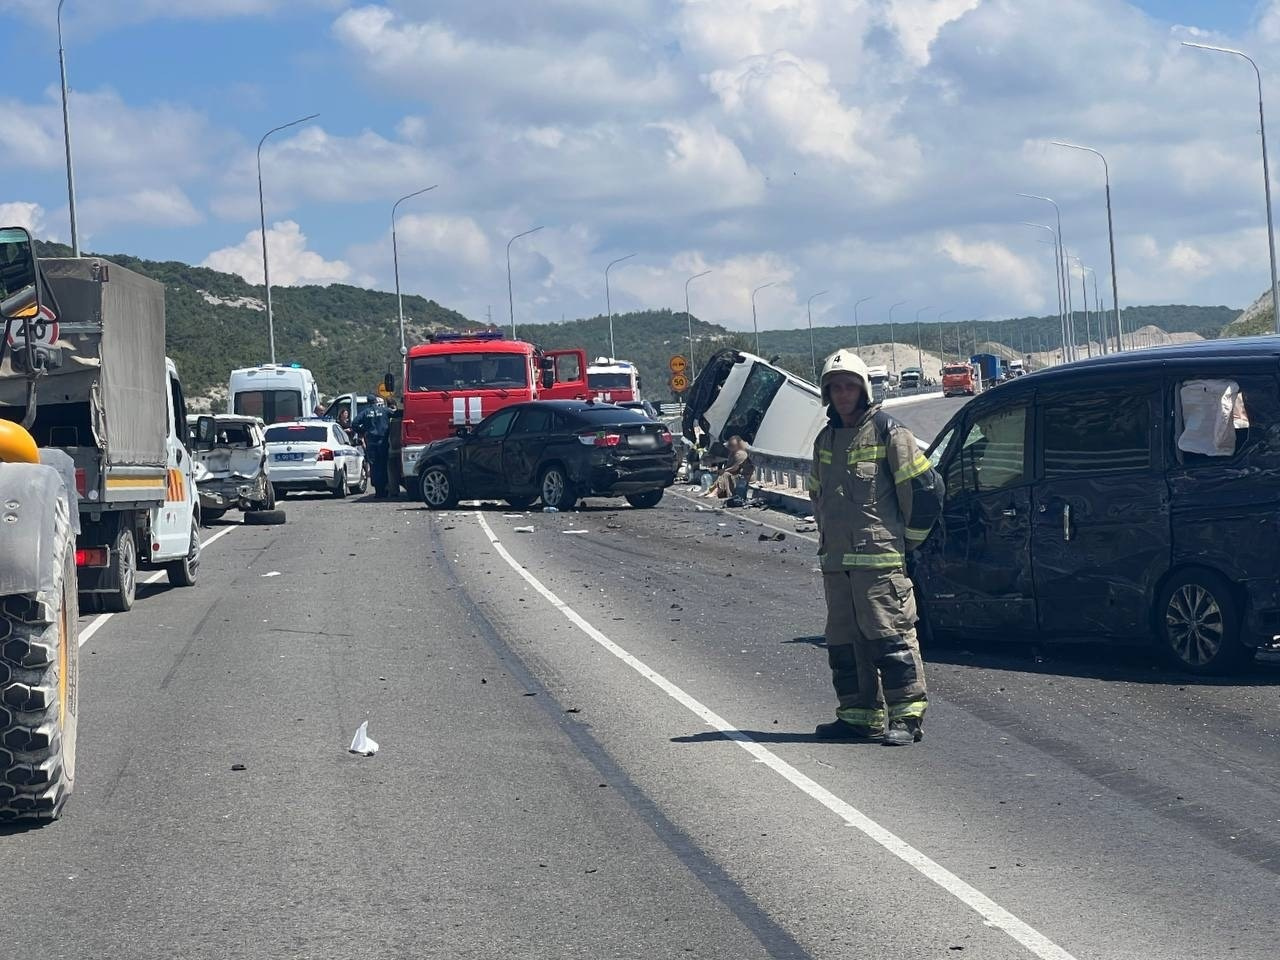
[349,720,379,757]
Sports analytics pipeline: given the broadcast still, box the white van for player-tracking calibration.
[229,363,320,425]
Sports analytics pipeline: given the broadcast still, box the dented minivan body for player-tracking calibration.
[187,414,272,516]
[912,337,1280,673]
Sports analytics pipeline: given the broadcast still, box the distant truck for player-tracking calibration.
[400,330,589,493]
[1007,359,1026,377]
[969,353,1005,389]
[866,364,892,401]
[899,366,923,390]
[0,250,201,615]
[586,357,641,403]
[942,362,976,397]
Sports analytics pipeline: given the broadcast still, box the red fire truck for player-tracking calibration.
[399,331,589,490]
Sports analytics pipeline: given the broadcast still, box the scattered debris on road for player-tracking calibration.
[513,526,535,533]
[349,721,379,757]
[562,529,589,534]
[261,571,282,578]
[758,531,786,541]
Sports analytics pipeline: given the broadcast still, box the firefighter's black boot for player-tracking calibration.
[882,718,923,746]
[815,717,882,741]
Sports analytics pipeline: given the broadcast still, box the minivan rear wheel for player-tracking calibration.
[1156,569,1251,674]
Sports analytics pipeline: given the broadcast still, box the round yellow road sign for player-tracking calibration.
[670,374,689,393]
[669,355,688,375]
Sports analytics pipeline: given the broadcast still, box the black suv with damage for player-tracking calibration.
[912,337,1280,673]
[416,400,677,511]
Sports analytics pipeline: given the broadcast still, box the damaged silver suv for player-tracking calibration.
[187,414,286,525]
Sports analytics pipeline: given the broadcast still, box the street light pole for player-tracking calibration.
[914,306,932,375]
[1070,256,1091,357]
[1182,42,1280,335]
[1088,267,1104,352]
[887,301,907,374]
[1021,221,1068,360]
[853,295,874,350]
[685,269,711,379]
[56,1,80,257]
[391,185,437,358]
[1019,194,1072,359]
[1051,140,1124,350]
[605,253,637,359]
[257,112,319,366]
[935,309,953,378]
[750,281,776,356]
[805,290,829,381]
[506,226,545,340]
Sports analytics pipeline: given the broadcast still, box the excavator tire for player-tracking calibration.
[0,537,79,823]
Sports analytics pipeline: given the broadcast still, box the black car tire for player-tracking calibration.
[539,464,576,512]
[165,520,201,588]
[244,509,287,526]
[1155,568,1252,674]
[201,507,227,524]
[505,495,535,510]
[625,489,664,509]
[420,464,458,510]
[332,469,349,499]
[99,526,137,614]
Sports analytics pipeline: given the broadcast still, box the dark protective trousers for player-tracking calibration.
[367,441,389,497]
[823,569,928,730]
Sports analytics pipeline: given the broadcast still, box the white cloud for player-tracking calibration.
[202,221,356,287]
[395,214,491,269]
[882,0,983,67]
[709,52,866,165]
[332,5,682,121]
[0,202,46,235]
[938,233,1043,310]
[82,188,203,228]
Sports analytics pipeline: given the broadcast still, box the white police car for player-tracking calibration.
[263,420,367,498]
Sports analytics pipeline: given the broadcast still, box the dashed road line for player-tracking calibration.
[78,524,240,648]
[474,509,1078,960]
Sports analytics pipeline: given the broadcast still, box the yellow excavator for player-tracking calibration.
[0,226,79,822]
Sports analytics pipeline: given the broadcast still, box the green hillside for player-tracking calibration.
[34,239,475,404]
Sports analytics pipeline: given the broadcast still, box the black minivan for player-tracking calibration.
[911,337,1280,673]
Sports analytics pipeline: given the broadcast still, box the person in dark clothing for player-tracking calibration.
[354,402,392,498]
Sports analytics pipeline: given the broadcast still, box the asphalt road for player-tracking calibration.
[4,395,1279,959]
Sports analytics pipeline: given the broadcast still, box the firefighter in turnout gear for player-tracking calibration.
[809,349,942,746]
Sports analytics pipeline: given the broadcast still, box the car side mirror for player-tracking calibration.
[195,415,217,449]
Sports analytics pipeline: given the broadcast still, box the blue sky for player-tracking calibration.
[3,0,1280,332]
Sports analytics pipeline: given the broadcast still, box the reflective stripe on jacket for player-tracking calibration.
[808,404,941,573]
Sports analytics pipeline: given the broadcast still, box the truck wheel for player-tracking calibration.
[625,489,664,509]
[332,469,349,499]
[166,521,201,588]
[539,464,577,511]
[420,464,458,510]
[0,538,79,822]
[100,526,137,614]
[1156,569,1252,674]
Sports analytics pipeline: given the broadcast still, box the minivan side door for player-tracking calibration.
[1031,382,1169,639]
[911,397,1037,636]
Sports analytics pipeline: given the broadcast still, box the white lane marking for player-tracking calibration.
[77,523,240,648]
[473,510,1078,960]
[668,489,819,544]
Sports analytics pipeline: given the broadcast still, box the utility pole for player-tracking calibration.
[57,1,80,256]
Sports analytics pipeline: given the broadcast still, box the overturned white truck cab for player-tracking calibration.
[681,349,826,464]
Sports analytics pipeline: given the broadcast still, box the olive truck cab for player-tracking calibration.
[400,330,588,492]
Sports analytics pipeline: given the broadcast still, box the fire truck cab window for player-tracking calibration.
[410,353,530,391]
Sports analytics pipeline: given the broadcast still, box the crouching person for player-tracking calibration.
[809,349,943,746]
